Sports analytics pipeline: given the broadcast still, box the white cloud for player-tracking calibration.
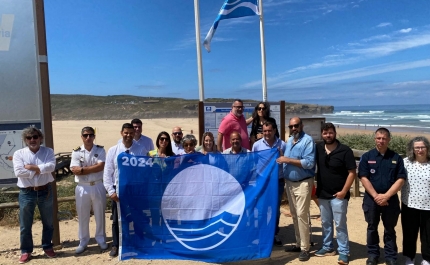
[376,22,392,28]
[398,28,412,33]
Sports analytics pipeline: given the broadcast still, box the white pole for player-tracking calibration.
[194,0,205,101]
[259,0,268,102]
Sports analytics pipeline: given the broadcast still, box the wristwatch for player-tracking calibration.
[80,167,84,174]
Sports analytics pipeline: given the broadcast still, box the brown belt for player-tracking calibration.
[23,183,50,191]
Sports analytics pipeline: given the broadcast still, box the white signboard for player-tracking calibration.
[204,102,281,143]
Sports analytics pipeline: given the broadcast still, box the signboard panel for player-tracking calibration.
[204,102,281,144]
[0,0,43,186]
[0,0,41,122]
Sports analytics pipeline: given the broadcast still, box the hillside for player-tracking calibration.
[51,94,333,120]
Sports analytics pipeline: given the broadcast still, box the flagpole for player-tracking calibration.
[259,0,268,102]
[194,0,205,143]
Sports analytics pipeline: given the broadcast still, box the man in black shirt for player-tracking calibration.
[358,128,406,265]
[315,123,356,265]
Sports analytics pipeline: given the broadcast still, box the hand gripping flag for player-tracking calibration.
[203,0,259,52]
[116,148,279,263]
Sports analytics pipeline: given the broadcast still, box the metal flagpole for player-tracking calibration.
[194,0,205,144]
[259,0,268,102]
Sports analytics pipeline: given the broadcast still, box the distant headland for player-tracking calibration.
[51,94,334,120]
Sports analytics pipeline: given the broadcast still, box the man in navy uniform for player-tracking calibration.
[358,128,406,265]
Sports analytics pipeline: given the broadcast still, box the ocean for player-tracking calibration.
[319,104,430,134]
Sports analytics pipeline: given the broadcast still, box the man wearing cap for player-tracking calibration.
[13,127,57,263]
[70,126,107,254]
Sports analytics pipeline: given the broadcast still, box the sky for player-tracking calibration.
[44,0,430,106]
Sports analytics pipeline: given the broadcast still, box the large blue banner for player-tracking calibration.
[117,148,279,263]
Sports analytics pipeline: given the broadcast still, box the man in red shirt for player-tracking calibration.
[217,99,250,152]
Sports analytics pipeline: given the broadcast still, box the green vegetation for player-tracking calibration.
[338,133,411,155]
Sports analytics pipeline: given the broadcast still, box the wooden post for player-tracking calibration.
[198,101,204,145]
[280,101,285,141]
[35,0,61,247]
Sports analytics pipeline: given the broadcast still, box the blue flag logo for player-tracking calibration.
[203,0,259,52]
[117,148,278,263]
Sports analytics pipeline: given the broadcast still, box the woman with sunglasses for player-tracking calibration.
[148,131,175,157]
[197,132,219,154]
[180,134,198,154]
[249,102,279,148]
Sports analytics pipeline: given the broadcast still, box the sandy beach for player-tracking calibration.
[52,119,430,153]
[0,118,426,264]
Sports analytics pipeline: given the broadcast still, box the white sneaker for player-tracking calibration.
[404,257,414,265]
[75,245,86,254]
[421,259,430,265]
[99,242,108,251]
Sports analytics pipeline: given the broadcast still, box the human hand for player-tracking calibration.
[71,166,82,175]
[24,164,41,174]
[333,191,346,199]
[276,157,289,164]
[110,193,120,202]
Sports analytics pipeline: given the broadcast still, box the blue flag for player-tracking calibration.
[203,0,259,52]
[117,148,279,263]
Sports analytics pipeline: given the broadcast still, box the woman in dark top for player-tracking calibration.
[249,102,279,147]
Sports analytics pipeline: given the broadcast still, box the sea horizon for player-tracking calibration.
[318,103,430,134]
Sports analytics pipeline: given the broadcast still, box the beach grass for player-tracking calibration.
[338,133,411,155]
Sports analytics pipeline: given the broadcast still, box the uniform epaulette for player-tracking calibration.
[73,146,81,151]
[96,145,104,148]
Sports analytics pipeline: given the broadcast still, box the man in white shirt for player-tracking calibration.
[70,126,107,254]
[103,123,145,257]
[171,126,184,155]
[13,127,57,263]
[222,131,249,154]
[130,118,154,155]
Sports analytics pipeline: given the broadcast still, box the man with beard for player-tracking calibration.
[222,131,249,154]
[314,123,356,265]
[217,99,250,152]
[103,123,145,257]
[171,126,184,155]
[13,127,57,263]
[276,117,316,262]
[358,128,406,265]
[252,120,286,247]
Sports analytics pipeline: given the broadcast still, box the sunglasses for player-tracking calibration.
[257,107,266,111]
[159,137,168,142]
[233,106,244,109]
[82,134,95,138]
[288,124,300,129]
[172,132,182,135]
[25,135,39,140]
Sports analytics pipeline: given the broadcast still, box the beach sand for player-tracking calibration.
[0,118,425,264]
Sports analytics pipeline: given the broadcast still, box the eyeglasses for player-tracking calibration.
[414,146,427,150]
[82,134,95,138]
[288,124,300,129]
[159,137,168,142]
[25,135,39,140]
[233,106,244,109]
[172,132,182,135]
[257,107,266,111]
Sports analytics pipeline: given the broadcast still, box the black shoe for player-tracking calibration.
[109,246,118,257]
[298,250,310,261]
[285,246,301,252]
[273,236,283,247]
[385,259,397,265]
[366,257,378,265]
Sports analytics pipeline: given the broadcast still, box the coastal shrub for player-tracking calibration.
[338,133,411,155]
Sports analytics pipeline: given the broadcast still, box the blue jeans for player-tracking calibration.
[319,198,349,255]
[19,184,54,253]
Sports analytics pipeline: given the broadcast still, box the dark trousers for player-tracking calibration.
[401,203,430,261]
[112,199,119,247]
[362,193,400,261]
